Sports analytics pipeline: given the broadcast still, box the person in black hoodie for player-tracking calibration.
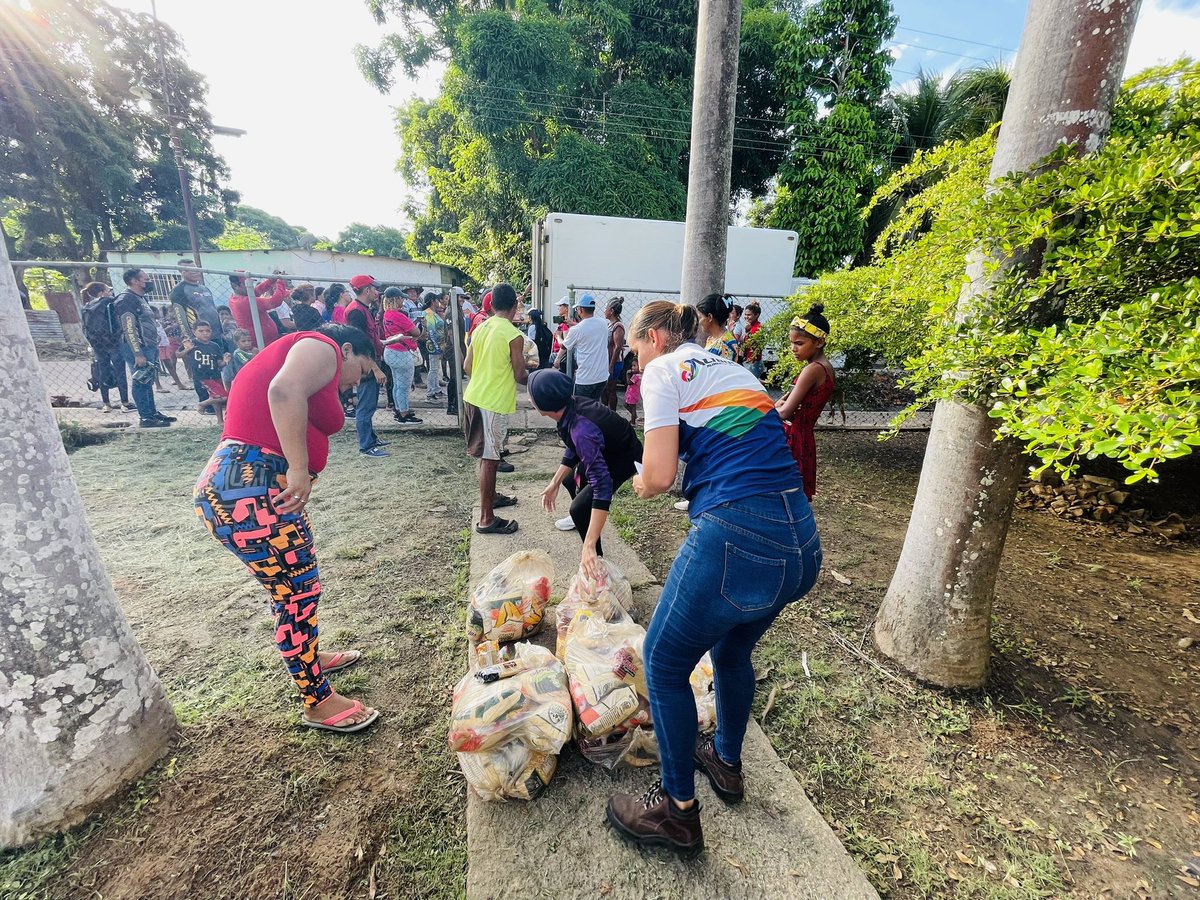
[81,281,133,412]
[530,368,642,577]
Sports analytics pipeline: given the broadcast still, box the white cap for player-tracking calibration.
[451,286,466,296]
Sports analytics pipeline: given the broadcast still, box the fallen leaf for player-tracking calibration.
[955,850,975,866]
[1183,609,1200,625]
[599,881,613,896]
[893,863,903,882]
[830,570,852,585]
[368,862,378,900]
[1175,876,1200,888]
[723,855,749,878]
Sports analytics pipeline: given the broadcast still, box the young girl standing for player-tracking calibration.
[775,304,836,501]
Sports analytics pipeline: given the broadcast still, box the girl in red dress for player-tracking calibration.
[776,304,835,501]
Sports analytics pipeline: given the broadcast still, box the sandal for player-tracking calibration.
[475,516,519,535]
[322,650,362,674]
[494,494,519,509]
[301,699,380,734]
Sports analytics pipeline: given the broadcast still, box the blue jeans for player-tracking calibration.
[356,373,379,451]
[383,348,414,414]
[644,489,821,801]
[121,344,159,420]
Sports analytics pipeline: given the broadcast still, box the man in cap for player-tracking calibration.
[346,275,391,458]
[556,293,608,400]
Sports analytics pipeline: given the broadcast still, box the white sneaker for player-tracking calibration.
[555,515,575,531]
[674,500,690,512]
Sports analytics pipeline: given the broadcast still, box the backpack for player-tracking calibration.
[81,296,116,347]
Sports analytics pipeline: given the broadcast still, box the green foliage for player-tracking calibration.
[214,220,271,251]
[329,222,410,258]
[0,0,234,260]
[231,205,315,248]
[768,0,897,276]
[772,60,1200,482]
[365,0,795,282]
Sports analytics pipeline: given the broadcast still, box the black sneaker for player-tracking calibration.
[155,413,177,423]
[140,418,169,428]
[497,459,515,473]
[395,413,423,425]
[121,402,137,411]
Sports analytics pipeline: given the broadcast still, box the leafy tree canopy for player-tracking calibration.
[766,60,1200,483]
[766,0,897,276]
[325,222,411,259]
[231,205,319,249]
[0,0,235,260]
[362,0,795,283]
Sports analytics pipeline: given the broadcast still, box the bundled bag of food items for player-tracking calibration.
[555,559,633,661]
[691,652,716,733]
[449,642,573,801]
[561,606,655,769]
[466,550,554,644]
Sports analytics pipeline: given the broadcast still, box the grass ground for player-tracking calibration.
[613,432,1200,900]
[1,428,478,900]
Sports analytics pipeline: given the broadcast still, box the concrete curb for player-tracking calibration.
[462,441,879,900]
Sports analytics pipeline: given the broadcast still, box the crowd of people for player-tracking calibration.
[84,260,839,858]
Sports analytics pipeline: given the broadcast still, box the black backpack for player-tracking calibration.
[81,296,116,347]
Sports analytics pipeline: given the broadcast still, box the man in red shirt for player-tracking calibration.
[229,272,288,348]
[345,275,390,457]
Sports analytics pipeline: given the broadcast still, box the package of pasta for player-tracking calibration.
[555,559,634,661]
[449,642,573,801]
[466,550,554,644]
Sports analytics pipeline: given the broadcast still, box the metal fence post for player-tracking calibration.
[243,275,266,349]
[565,285,575,379]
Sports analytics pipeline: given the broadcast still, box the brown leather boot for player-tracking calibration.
[605,779,703,859]
[694,732,744,804]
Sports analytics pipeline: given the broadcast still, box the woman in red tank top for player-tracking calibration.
[193,324,382,734]
[776,304,836,501]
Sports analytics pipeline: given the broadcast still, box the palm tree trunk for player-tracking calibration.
[0,238,176,848]
[873,0,1141,687]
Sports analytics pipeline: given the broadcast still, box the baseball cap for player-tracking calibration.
[574,293,597,309]
[557,297,570,307]
[349,274,376,290]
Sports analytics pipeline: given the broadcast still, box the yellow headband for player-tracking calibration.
[791,316,828,340]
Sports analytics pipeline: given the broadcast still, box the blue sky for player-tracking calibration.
[889,0,1027,82]
[111,0,1199,237]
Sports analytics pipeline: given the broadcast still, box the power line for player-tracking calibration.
[895,25,1017,54]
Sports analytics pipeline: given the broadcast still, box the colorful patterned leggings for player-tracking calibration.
[194,441,332,708]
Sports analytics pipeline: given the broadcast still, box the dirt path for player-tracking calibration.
[2,429,478,900]
[614,432,1200,899]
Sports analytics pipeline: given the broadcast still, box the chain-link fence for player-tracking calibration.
[563,284,932,430]
[16,260,467,430]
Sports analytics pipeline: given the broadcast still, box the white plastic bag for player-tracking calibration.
[449,643,573,801]
[555,559,633,661]
[466,550,554,644]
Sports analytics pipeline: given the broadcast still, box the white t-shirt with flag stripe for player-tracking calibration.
[641,342,801,516]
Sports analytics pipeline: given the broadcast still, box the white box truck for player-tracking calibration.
[530,212,801,318]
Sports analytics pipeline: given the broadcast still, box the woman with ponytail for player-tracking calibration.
[604,300,821,858]
[696,293,738,361]
[775,304,835,501]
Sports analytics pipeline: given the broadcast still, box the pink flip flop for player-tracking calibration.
[323,650,362,674]
[302,699,380,734]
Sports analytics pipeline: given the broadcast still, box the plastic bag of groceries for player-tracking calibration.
[691,652,716,733]
[466,550,554,644]
[449,642,573,801]
[555,559,634,661]
[562,606,656,769]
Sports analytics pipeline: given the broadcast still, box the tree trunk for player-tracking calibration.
[679,0,741,304]
[874,0,1141,688]
[0,239,176,849]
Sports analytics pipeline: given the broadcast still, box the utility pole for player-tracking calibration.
[151,0,203,267]
[679,0,742,305]
[873,0,1142,688]
[0,238,175,848]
